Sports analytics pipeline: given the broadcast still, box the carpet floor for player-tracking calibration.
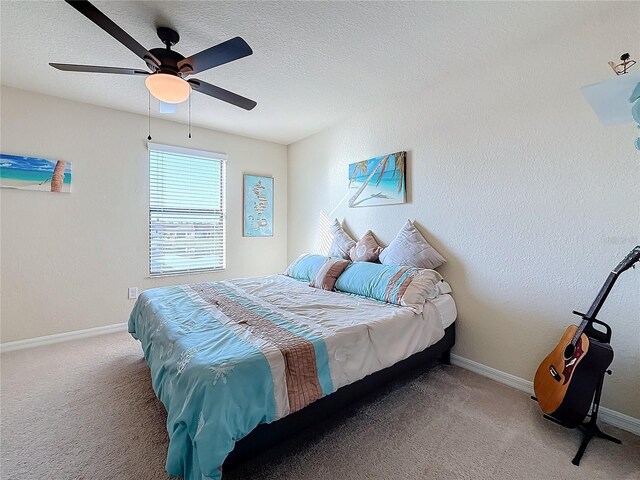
[1,331,638,480]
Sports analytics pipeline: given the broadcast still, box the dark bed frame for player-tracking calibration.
[224,322,456,469]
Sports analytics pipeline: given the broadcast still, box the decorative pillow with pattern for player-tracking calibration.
[327,219,356,260]
[334,261,443,313]
[379,220,446,270]
[309,257,350,291]
[349,230,383,262]
[285,254,332,282]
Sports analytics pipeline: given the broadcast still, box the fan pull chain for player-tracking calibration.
[188,94,192,139]
[147,92,152,141]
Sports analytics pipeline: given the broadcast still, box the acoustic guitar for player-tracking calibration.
[533,246,640,427]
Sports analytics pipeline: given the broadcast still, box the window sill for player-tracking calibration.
[148,267,226,279]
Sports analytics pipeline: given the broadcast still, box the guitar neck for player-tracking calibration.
[570,246,640,345]
[571,317,591,345]
[572,271,618,343]
[585,271,619,320]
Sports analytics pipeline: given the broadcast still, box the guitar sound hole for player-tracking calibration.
[563,344,575,360]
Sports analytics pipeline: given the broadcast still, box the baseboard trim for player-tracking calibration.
[0,323,128,353]
[450,354,640,436]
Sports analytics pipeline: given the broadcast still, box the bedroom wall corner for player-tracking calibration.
[285,3,640,418]
[0,86,288,343]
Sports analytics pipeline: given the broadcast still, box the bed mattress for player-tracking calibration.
[128,274,456,480]
[431,293,457,329]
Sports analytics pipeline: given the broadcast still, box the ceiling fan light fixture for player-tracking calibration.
[145,73,190,104]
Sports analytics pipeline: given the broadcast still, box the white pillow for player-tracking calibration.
[379,220,446,270]
[431,280,452,298]
[327,219,356,260]
[401,269,445,312]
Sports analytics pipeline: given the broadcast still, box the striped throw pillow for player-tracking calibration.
[334,262,443,313]
[309,258,350,291]
[285,254,332,282]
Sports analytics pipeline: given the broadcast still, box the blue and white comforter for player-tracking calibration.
[129,274,445,479]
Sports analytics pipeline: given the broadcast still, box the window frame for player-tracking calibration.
[147,142,227,278]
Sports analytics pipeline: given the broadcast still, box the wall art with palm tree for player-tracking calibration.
[0,154,71,192]
[348,151,406,207]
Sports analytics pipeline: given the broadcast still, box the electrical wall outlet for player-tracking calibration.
[128,287,138,300]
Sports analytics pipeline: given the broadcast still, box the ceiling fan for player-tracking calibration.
[50,0,257,110]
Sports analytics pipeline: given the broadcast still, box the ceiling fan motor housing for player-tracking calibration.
[150,47,188,76]
[157,27,180,47]
[152,27,192,75]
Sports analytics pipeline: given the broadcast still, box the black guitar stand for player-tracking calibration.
[532,313,621,466]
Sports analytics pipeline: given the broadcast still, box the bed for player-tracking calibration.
[129,274,456,480]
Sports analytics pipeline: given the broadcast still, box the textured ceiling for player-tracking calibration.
[0,1,629,144]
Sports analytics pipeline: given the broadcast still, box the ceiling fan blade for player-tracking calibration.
[178,37,253,75]
[188,79,257,111]
[65,0,160,69]
[50,63,149,75]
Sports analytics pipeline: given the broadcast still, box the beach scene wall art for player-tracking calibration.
[0,154,72,193]
[243,174,274,237]
[348,151,406,207]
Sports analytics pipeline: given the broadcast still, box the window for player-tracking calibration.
[149,143,226,276]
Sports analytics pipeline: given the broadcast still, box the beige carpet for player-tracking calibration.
[1,332,638,480]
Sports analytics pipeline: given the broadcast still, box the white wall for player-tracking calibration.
[287,12,640,416]
[1,86,287,343]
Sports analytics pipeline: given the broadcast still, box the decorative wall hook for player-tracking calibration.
[608,53,636,76]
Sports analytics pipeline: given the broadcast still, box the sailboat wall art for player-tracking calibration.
[0,153,72,193]
[348,151,406,208]
[243,174,274,237]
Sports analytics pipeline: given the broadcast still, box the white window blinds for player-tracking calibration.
[148,143,226,277]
